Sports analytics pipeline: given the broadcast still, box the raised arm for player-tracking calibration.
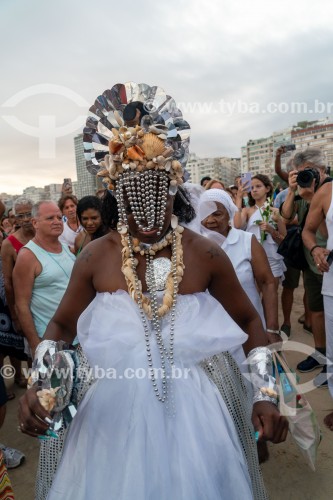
[233,182,249,229]
[280,170,298,222]
[274,146,289,183]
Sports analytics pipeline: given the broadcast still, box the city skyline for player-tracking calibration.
[1,0,333,194]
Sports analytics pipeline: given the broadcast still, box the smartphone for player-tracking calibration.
[241,172,252,192]
[284,144,296,152]
[327,250,333,267]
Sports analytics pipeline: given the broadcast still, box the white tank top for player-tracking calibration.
[322,182,333,297]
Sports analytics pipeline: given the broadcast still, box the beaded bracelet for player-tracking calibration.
[310,245,320,256]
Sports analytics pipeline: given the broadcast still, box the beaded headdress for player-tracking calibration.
[83,82,190,234]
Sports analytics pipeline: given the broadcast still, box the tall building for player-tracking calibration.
[186,154,240,186]
[74,134,98,199]
[241,118,333,179]
[292,118,333,169]
[44,183,62,203]
[241,127,292,178]
[22,186,45,204]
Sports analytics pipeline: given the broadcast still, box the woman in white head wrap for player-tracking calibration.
[199,189,281,345]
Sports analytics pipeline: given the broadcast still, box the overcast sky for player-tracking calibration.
[1,0,333,194]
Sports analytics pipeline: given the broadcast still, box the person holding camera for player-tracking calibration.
[281,148,330,386]
[302,180,333,429]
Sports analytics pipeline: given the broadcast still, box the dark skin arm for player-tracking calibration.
[203,238,287,443]
[206,242,268,354]
[250,236,280,343]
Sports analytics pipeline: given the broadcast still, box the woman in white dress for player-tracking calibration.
[18,83,288,500]
[199,189,281,345]
[234,174,286,289]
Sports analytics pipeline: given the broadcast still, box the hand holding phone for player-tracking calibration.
[241,172,252,193]
[284,144,296,152]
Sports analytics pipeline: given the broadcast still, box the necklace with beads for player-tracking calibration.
[120,224,184,403]
[121,225,184,319]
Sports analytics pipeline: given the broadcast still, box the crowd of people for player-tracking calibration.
[0,82,332,499]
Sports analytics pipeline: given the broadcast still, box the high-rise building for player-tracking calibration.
[44,183,62,203]
[186,154,240,186]
[292,118,333,169]
[241,118,333,179]
[241,127,292,178]
[74,134,98,199]
[22,186,45,204]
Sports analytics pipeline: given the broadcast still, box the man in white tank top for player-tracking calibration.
[13,201,75,358]
[303,179,333,430]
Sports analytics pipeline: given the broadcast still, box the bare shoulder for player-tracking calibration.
[1,237,15,256]
[76,231,119,265]
[182,227,226,262]
[315,181,332,207]
[15,247,41,269]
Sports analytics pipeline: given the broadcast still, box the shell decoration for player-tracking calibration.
[96,123,184,190]
[37,387,60,413]
[140,133,165,160]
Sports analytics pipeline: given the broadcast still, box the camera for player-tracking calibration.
[296,168,320,190]
[284,144,296,152]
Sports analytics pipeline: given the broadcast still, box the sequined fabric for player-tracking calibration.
[35,346,94,500]
[201,352,268,500]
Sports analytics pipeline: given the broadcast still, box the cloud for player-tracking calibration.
[1,0,333,193]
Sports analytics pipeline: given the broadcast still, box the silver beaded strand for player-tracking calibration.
[127,231,178,403]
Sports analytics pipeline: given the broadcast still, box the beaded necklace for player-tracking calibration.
[121,226,184,404]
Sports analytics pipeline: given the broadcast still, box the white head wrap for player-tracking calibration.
[197,189,239,245]
[198,189,238,222]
